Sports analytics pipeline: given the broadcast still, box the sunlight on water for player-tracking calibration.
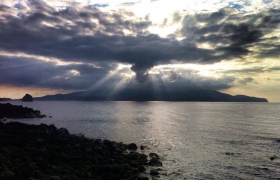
[6,101,280,179]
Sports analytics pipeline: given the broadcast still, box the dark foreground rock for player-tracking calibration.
[0,103,46,119]
[0,122,161,180]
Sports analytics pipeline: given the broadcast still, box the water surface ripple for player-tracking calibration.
[7,101,280,179]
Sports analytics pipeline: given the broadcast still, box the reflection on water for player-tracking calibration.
[6,101,280,179]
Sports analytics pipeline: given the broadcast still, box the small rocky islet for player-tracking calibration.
[0,104,163,180]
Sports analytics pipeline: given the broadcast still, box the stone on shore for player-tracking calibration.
[127,143,138,150]
[137,175,149,180]
[149,158,163,167]
[150,168,159,175]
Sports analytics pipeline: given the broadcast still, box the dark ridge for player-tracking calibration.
[34,89,268,102]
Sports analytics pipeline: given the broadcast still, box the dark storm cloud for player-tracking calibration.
[0,55,235,99]
[0,1,279,84]
[0,56,112,90]
[178,8,280,64]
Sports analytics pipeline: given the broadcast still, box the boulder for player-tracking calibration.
[127,143,138,150]
[149,158,163,166]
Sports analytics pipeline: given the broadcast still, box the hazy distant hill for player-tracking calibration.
[0,98,12,101]
[34,89,268,102]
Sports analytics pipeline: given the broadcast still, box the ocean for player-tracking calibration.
[5,101,280,179]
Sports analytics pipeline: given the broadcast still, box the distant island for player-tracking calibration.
[0,98,11,101]
[34,89,268,102]
[22,94,33,102]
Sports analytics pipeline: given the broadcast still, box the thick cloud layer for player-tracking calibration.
[0,0,279,99]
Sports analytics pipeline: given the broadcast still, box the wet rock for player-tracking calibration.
[38,114,46,118]
[150,168,159,175]
[49,176,61,180]
[57,128,69,135]
[36,138,44,144]
[0,170,15,178]
[75,133,84,138]
[137,175,149,180]
[140,145,146,150]
[138,165,146,172]
[270,155,277,161]
[149,158,163,167]
[85,148,92,153]
[103,139,113,147]
[127,143,138,150]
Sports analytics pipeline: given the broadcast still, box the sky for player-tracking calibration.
[0,0,279,102]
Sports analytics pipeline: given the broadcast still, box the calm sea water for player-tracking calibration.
[5,101,280,179]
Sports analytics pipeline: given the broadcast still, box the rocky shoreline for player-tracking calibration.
[0,103,46,119]
[0,121,164,180]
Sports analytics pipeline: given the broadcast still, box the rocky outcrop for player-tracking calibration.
[0,103,46,119]
[0,122,163,180]
[22,94,33,102]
